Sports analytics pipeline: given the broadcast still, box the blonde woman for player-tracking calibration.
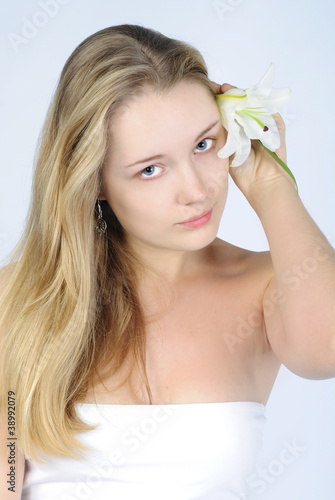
[0,24,334,500]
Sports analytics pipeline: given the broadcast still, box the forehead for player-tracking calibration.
[108,81,218,158]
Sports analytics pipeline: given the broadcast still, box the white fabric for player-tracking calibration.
[22,401,266,500]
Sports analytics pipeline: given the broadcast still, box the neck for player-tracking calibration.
[126,235,211,286]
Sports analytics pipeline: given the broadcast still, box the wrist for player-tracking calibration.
[247,175,299,219]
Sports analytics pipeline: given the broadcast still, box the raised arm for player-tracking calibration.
[231,114,335,378]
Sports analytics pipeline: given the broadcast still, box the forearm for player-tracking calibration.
[251,178,335,353]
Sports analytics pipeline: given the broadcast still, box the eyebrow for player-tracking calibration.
[124,119,220,168]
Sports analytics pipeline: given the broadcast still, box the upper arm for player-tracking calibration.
[263,274,335,379]
[0,265,25,499]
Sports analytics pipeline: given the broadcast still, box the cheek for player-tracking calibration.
[106,186,165,230]
[204,159,229,200]
[107,190,135,220]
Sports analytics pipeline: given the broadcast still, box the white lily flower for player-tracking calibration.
[216,63,291,168]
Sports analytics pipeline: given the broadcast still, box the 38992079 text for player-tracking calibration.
[6,391,17,493]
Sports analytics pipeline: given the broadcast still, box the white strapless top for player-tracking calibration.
[22,401,266,500]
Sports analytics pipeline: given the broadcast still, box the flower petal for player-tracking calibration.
[217,120,240,158]
[247,63,275,97]
[261,87,291,114]
[216,90,247,115]
[217,88,247,98]
[218,121,251,167]
[235,111,280,151]
[230,124,251,166]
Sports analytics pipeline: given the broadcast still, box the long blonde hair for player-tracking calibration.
[0,25,214,461]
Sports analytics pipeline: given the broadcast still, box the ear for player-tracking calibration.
[98,178,107,201]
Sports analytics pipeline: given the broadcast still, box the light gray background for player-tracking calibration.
[1,1,334,498]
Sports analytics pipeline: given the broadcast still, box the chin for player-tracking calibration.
[176,224,219,252]
[184,205,225,249]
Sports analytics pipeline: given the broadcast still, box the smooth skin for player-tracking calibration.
[1,79,335,498]
[92,79,335,404]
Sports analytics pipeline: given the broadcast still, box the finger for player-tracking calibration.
[210,81,237,95]
[220,83,236,93]
[210,81,222,94]
[272,112,287,162]
[272,112,285,135]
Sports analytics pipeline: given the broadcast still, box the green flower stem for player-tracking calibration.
[258,140,298,194]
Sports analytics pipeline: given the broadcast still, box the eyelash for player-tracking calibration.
[139,137,215,179]
[195,138,214,153]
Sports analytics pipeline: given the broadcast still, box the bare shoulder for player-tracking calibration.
[207,239,281,403]
[210,237,273,282]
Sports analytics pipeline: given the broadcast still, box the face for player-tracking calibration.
[100,80,229,257]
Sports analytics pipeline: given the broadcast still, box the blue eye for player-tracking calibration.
[195,138,213,153]
[140,165,163,178]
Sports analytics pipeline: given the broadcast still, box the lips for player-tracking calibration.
[176,207,214,229]
[179,208,213,224]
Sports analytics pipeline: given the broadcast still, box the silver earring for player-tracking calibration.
[95,200,107,235]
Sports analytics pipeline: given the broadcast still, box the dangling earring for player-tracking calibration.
[95,200,107,235]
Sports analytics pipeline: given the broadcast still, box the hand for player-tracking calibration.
[211,80,295,201]
[211,81,234,94]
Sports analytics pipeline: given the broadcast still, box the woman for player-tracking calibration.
[0,24,334,500]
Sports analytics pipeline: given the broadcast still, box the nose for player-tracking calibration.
[175,160,208,205]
